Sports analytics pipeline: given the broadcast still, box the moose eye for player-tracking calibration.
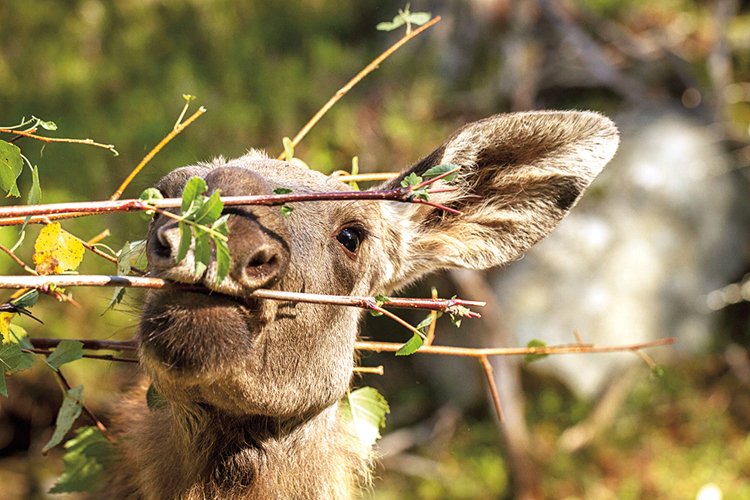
[336,227,363,256]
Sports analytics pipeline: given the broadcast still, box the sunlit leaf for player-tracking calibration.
[34,116,58,131]
[396,333,423,356]
[193,188,223,224]
[282,137,294,160]
[376,17,406,31]
[405,12,432,25]
[175,223,191,264]
[44,385,84,452]
[27,165,42,204]
[46,340,84,371]
[214,236,231,284]
[10,289,39,309]
[524,339,549,364]
[49,426,113,494]
[193,231,210,276]
[138,187,163,215]
[0,313,14,344]
[0,139,23,197]
[423,163,460,182]
[400,172,422,188]
[280,205,294,217]
[273,187,293,194]
[341,387,389,455]
[33,222,85,275]
[181,176,207,214]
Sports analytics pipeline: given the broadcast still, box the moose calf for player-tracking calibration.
[105,111,618,498]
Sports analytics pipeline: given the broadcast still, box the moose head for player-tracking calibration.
[111,110,618,498]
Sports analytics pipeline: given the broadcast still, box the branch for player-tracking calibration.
[354,338,676,357]
[0,275,483,316]
[110,107,206,200]
[277,16,441,160]
[0,128,118,155]
[0,185,460,224]
[28,336,675,358]
[25,347,138,364]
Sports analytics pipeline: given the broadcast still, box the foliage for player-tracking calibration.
[32,222,85,275]
[48,426,114,494]
[341,386,390,456]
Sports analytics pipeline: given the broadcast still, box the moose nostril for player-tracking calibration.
[243,246,281,285]
[154,228,174,259]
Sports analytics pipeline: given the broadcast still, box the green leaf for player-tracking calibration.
[33,116,58,131]
[0,139,23,197]
[176,223,191,263]
[423,163,460,182]
[282,137,294,160]
[193,231,210,276]
[146,383,167,410]
[396,333,424,356]
[181,176,207,214]
[341,387,390,454]
[414,314,434,331]
[138,187,164,210]
[27,165,42,204]
[10,289,39,309]
[400,172,422,188]
[193,188,223,224]
[280,205,294,217]
[211,214,230,236]
[43,385,84,452]
[524,339,549,364]
[0,342,35,397]
[214,236,231,284]
[49,426,113,494]
[273,187,293,195]
[405,11,432,25]
[45,340,84,371]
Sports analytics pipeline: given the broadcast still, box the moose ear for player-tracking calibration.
[377,111,619,288]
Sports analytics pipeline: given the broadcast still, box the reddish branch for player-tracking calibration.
[0,275,483,317]
[0,186,460,225]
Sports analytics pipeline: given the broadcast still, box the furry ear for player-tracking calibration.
[377,111,619,289]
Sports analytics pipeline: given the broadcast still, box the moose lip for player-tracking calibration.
[164,281,251,308]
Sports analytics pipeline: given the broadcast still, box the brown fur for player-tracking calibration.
[104,112,618,498]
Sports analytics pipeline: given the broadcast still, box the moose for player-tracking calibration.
[104,111,619,498]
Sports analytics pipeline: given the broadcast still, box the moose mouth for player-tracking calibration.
[139,282,261,373]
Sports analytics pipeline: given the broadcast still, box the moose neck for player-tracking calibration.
[112,391,365,499]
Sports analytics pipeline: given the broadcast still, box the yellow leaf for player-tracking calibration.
[33,223,85,275]
[0,312,14,344]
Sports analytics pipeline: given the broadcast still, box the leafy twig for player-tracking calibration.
[109,106,206,200]
[0,185,461,225]
[51,369,114,442]
[0,128,118,156]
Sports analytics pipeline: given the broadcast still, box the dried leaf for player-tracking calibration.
[33,222,85,275]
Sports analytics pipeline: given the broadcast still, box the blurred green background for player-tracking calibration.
[2,1,750,498]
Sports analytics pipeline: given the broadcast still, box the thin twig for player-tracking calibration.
[110,107,206,200]
[352,365,384,375]
[354,338,676,357]
[0,275,483,317]
[479,355,504,422]
[331,172,398,183]
[0,128,117,155]
[27,336,675,358]
[0,185,461,224]
[30,337,137,351]
[0,242,37,274]
[25,347,138,363]
[278,16,441,160]
[425,287,438,346]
